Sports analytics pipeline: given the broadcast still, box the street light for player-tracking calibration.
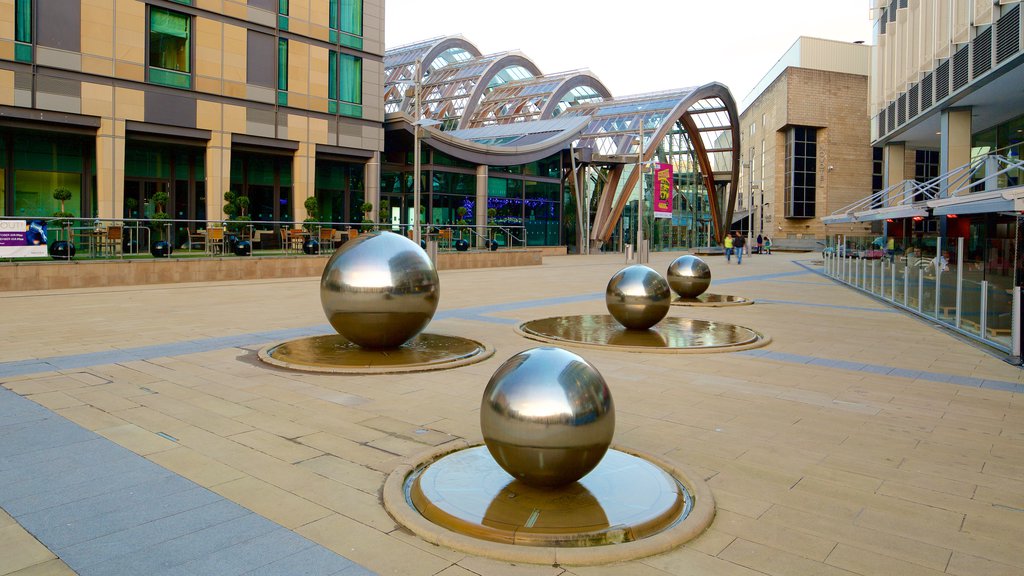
[409,60,441,245]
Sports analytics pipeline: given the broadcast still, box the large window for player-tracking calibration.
[329,0,363,47]
[2,131,93,220]
[329,51,362,116]
[149,7,191,89]
[870,147,884,208]
[230,153,293,226]
[784,126,816,219]
[277,38,288,105]
[14,0,31,62]
[315,159,364,225]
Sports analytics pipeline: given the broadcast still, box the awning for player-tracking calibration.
[852,205,928,222]
[928,187,1024,216]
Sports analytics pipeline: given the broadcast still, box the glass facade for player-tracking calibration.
[1,130,94,220]
[149,7,192,89]
[230,152,293,226]
[329,51,363,116]
[784,126,816,218]
[123,141,205,245]
[315,159,364,225]
[329,0,363,48]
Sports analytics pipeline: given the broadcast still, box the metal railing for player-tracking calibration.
[1,216,529,262]
[822,234,1020,358]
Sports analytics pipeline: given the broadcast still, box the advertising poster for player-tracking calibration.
[0,220,49,258]
[653,163,673,219]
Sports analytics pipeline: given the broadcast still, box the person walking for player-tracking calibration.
[734,232,746,264]
[724,232,734,263]
[756,234,763,254]
[764,236,772,254]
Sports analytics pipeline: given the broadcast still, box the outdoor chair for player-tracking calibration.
[319,227,336,249]
[206,227,225,255]
[103,226,123,257]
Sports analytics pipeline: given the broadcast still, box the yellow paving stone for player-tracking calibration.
[825,543,948,576]
[682,528,737,557]
[211,476,332,530]
[298,455,386,495]
[710,510,838,562]
[0,525,57,576]
[22,391,85,410]
[54,404,128,431]
[228,429,323,464]
[295,432,403,472]
[111,406,190,434]
[456,556,565,576]
[97,423,178,455]
[432,566,479,576]
[297,514,452,576]
[6,558,78,576]
[760,504,952,572]
[232,411,318,439]
[946,551,1022,576]
[640,546,768,576]
[145,446,247,487]
[718,538,857,576]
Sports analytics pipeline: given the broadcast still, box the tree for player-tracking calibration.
[303,196,320,233]
[360,201,373,232]
[223,191,251,234]
[51,187,74,227]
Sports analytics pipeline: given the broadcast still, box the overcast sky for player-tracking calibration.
[385,0,873,106]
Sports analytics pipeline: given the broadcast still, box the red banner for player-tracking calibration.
[653,163,673,219]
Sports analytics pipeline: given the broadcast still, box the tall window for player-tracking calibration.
[329,0,363,47]
[784,126,816,218]
[870,147,884,208]
[329,51,362,116]
[914,149,939,201]
[149,7,191,89]
[277,39,288,91]
[14,0,31,62]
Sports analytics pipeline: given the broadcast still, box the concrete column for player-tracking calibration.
[95,119,126,220]
[205,132,231,223]
[883,142,906,202]
[364,151,380,223]
[940,107,972,198]
[475,164,488,247]
[292,142,315,223]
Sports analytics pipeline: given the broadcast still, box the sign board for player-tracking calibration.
[653,163,673,219]
[0,220,49,258]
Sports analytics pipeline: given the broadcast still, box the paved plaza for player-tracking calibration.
[2,251,1023,576]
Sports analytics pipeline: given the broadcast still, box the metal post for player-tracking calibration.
[917,268,924,312]
[871,260,877,294]
[935,237,943,319]
[903,265,909,307]
[636,117,646,263]
[890,260,896,302]
[955,237,964,327]
[980,280,989,338]
[412,59,422,246]
[1012,287,1021,357]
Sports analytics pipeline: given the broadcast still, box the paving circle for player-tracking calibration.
[516,315,769,353]
[671,293,753,307]
[258,333,493,374]
[383,443,715,565]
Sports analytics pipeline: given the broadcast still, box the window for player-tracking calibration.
[149,7,191,89]
[784,126,816,218]
[913,149,939,202]
[277,39,288,91]
[279,0,289,14]
[329,51,362,116]
[14,0,31,62]
[871,147,884,208]
[329,0,363,47]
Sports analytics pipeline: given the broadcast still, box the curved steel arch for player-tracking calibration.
[419,37,482,76]
[385,36,483,115]
[539,72,612,119]
[592,83,740,246]
[455,54,544,129]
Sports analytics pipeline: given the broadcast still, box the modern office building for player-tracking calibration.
[0,0,384,244]
[381,36,741,251]
[737,37,873,250]
[820,0,1024,357]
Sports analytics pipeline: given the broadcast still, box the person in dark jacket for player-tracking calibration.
[734,233,746,264]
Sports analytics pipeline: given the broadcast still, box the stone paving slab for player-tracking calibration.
[1,252,1022,575]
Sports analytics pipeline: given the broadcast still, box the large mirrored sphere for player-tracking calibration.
[481,347,615,487]
[320,231,439,349]
[667,255,712,298]
[605,265,671,330]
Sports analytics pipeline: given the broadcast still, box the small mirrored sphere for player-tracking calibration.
[667,255,712,298]
[320,231,439,349]
[605,265,671,330]
[481,347,615,487]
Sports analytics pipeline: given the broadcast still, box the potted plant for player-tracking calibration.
[51,187,75,234]
[149,191,172,257]
[360,201,374,232]
[223,191,252,237]
[378,199,390,230]
[303,196,320,233]
[487,208,499,250]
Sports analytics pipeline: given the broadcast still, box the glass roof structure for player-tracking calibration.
[383,36,740,244]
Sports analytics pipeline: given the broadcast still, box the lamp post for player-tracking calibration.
[412,59,422,245]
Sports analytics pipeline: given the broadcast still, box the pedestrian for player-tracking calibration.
[764,236,772,254]
[756,234,763,254]
[734,232,746,264]
[724,232,734,263]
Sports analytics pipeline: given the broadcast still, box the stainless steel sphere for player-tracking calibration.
[667,255,712,298]
[605,265,671,330]
[320,231,439,349]
[481,347,615,487]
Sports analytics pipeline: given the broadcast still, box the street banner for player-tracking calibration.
[653,163,673,219]
[0,220,48,258]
